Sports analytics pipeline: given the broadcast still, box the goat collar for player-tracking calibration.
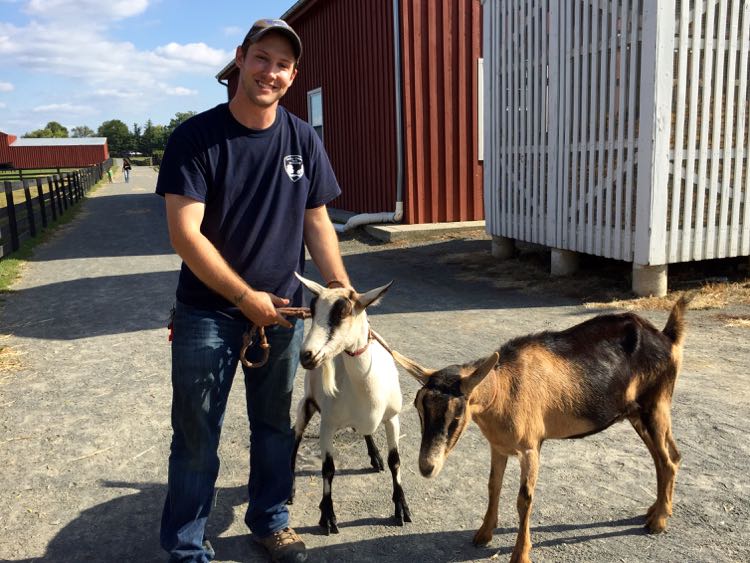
[345,328,373,357]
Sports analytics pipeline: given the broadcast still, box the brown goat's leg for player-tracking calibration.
[642,402,678,533]
[510,447,539,563]
[630,415,665,520]
[473,447,508,546]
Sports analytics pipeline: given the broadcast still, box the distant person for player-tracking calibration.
[123,159,132,183]
[156,18,349,563]
[106,169,113,183]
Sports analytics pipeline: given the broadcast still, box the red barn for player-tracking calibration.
[216,0,484,226]
[0,132,110,169]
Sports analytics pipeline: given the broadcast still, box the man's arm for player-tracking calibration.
[165,193,291,327]
[303,205,350,288]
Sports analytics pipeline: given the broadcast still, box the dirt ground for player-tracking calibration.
[0,168,748,562]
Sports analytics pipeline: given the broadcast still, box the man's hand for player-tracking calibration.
[238,290,293,328]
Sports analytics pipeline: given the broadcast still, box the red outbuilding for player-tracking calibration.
[216,0,484,226]
[0,132,110,169]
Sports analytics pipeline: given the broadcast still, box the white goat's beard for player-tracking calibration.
[321,358,338,396]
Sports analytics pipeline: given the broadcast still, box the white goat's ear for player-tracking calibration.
[461,352,499,396]
[295,272,325,296]
[391,349,436,385]
[354,281,393,311]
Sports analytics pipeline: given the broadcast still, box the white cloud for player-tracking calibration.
[0,17,231,103]
[25,0,149,20]
[33,103,95,115]
[223,26,243,36]
[164,86,197,96]
[0,102,7,109]
[92,88,141,99]
[155,42,230,67]
[1,2,232,133]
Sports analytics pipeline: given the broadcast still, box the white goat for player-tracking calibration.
[289,273,411,534]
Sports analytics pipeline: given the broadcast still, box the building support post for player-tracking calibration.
[632,263,668,297]
[550,249,579,276]
[491,236,514,260]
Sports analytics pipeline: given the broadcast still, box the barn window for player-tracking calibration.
[307,88,323,142]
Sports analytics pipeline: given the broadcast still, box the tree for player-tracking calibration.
[164,111,197,141]
[24,121,69,138]
[97,119,132,156]
[132,123,142,153]
[71,125,95,138]
[140,120,167,155]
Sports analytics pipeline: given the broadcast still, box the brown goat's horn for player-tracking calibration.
[391,350,436,385]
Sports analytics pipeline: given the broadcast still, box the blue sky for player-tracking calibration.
[0,0,298,136]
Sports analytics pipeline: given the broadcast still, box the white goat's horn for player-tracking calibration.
[391,350,436,384]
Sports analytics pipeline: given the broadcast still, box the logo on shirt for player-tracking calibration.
[283,155,304,182]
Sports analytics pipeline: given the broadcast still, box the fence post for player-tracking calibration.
[23,179,37,238]
[36,177,48,229]
[4,181,19,252]
[47,177,58,221]
[547,0,561,249]
[634,1,675,267]
[54,175,66,212]
[66,173,75,205]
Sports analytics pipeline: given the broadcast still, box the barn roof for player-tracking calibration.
[10,137,108,147]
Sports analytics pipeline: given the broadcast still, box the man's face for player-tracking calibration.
[235,33,298,109]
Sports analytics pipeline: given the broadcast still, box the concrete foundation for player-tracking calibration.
[491,235,514,260]
[550,249,579,276]
[632,263,668,297]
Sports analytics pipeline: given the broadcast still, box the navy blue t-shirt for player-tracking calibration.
[156,103,341,313]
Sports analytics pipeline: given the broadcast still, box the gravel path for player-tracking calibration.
[0,168,748,562]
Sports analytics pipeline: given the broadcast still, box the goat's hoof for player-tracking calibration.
[472,528,493,546]
[471,530,492,547]
[370,456,385,472]
[509,552,531,563]
[647,502,672,518]
[645,514,668,534]
[402,505,412,524]
[319,518,339,535]
[645,503,669,533]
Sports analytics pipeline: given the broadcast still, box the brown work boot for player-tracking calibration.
[253,527,308,563]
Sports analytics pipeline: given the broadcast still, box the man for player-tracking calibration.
[156,19,349,563]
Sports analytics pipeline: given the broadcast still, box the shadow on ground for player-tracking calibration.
[6,477,648,563]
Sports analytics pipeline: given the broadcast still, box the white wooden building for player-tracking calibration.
[482,0,750,295]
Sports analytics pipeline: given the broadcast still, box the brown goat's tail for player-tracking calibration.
[662,294,691,346]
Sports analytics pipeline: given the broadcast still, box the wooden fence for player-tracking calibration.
[0,159,112,258]
[482,0,750,269]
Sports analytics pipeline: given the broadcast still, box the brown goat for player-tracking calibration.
[392,298,688,563]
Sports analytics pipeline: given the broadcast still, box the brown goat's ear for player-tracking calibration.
[391,349,435,385]
[295,272,325,296]
[461,352,499,395]
[354,281,393,312]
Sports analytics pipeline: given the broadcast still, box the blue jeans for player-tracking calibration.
[160,301,303,562]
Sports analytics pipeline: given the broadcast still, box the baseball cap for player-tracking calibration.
[242,18,302,61]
